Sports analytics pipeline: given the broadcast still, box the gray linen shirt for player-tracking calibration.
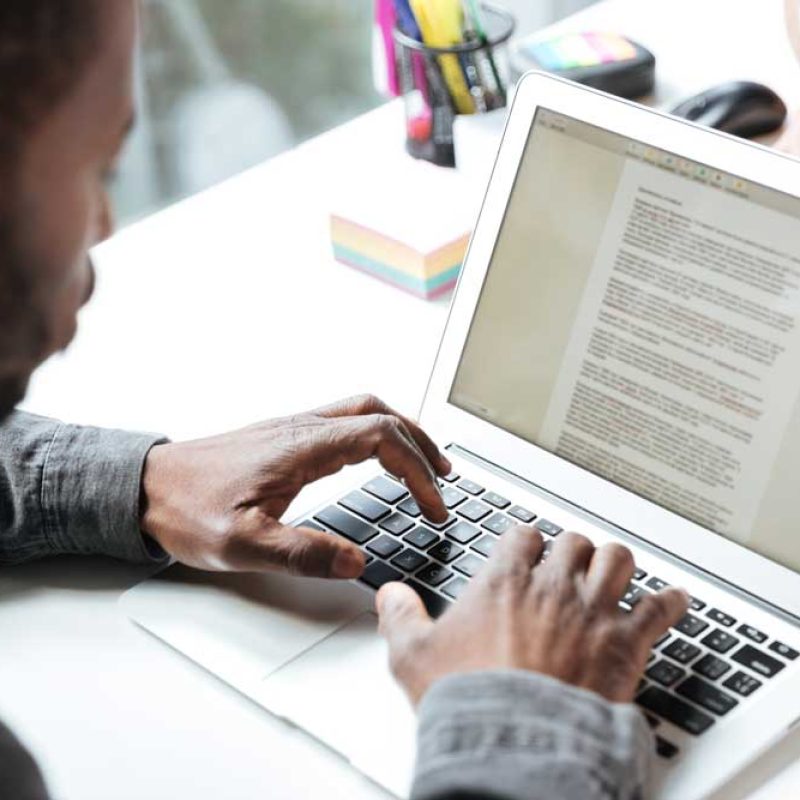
[0,410,652,800]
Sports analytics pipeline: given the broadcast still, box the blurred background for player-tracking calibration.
[116,0,593,223]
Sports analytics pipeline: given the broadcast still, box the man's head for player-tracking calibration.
[0,1,137,418]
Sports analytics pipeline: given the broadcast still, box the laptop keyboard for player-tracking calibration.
[299,470,799,762]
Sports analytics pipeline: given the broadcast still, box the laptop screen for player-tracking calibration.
[450,108,800,573]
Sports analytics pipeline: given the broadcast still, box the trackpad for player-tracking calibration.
[120,564,374,693]
[256,612,417,798]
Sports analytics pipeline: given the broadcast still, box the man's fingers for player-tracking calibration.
[545,531,596,576]
[583,543,635,608]
[482,525,543,587]
[224,517,366,578]
[390,413,452,477]
[376,581,433,650]
[308,394,382,419]
[310,394,451,477]
[629,586,690,641]
[369,417,447,522]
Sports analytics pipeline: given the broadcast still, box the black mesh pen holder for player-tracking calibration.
[393,4,515,168]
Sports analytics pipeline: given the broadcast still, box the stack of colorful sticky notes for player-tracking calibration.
[330,152,479,300]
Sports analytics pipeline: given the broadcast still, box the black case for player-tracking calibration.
[510,38,656,100]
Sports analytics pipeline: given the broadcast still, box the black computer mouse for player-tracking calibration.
[670,81,787,139]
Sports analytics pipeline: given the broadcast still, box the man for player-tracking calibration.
[0,2,689,799]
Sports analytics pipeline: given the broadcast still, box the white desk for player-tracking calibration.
[6,0,800,797]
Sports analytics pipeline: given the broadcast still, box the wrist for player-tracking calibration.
[139,442,174,549]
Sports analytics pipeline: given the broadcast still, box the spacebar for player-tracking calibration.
[406,580,452,619]
[637,687,715,735]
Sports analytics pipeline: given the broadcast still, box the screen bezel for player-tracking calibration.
[421,72,800,618]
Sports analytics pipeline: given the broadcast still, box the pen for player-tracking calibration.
[411,0,475,114]
[376,0,399,95]
[393,0,433,138]
[463,0,504,96]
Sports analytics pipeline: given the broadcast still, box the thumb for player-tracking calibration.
[270,523,366,579]
[376,582,433,647]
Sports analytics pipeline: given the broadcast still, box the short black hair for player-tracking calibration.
[0,1,101,165]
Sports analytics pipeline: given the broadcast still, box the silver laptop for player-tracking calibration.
[121,72,800,799]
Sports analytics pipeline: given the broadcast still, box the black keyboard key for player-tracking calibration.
[441,471,460,483]
[471,534,497,558]
[340,491,390,522]
[429,539,464,564]
[646,659,685,687]
[403,526,439,550]
[379,512,415,536]
[416,563,453,587]
[536,519,562,537]
[707,608,736,627]
[663,638,702,664]
[298,520,326,532]
[456,478,484,495]
[623,584,647,606]
[693,654,731,681]
[675,613,709,638]
[644,711,659,727]
[446,521,480,544]
[633,567,647,581]
[454,553,485,578]
[689,597,706,612]
[723,670,762,697]
[482,513,513,536]
[769,641,799,660]
[441,487,467,509]
[314,506,377,545]
[677,675,738,716]
[442,576,469,599]
[655,736,679,759]
[360,561,403,589]
[646,576,668,591]
[701,629,739,654]
[362,476,408,505]
[397,497,421,517]
[508,505,536,523]
[406,580,452,618]
[637,687,714,735]
[540,539,554,560]
[483,491,510,509]
[458,500,492,522]
[737,625,767,644]
[732,644,785,678]
[424,513,458,531]
[366,535,403,559]
[391,549,428,573]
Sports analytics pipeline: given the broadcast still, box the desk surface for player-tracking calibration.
[8,0,800,798]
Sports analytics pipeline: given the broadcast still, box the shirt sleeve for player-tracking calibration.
[411,670,653,800]
[0,410,169,565]
[0,719,50,800]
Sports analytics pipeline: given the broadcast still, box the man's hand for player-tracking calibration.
[378,527,689,705]
[140,394,450,578]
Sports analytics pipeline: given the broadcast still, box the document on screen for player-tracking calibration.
[537,161,800,544]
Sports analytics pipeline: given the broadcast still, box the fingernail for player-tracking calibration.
[333,548,365,579]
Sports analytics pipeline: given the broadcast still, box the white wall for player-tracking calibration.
[502,0,595,34]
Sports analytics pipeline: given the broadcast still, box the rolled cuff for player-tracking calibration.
[412,670,652,800]
[41,422,169,564]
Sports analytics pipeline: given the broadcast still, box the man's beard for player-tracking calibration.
[0,370,29,421]
[0,205,49,423]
